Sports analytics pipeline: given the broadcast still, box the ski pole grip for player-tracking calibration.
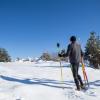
[57,43,60,48]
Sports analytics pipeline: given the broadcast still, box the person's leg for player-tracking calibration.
[71,63,80,90]
[78,75,84,86]
[76,63,84,87]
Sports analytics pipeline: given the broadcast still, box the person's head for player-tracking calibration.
[70,36,76,43]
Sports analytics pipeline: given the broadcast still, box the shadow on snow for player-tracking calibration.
[1,75,99,90]
[89,80,100,87]
[0,75,73,89]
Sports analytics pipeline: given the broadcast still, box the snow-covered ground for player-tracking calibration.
[0,61,100,100]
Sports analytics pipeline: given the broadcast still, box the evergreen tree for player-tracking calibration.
[0,48,11,62]
[85,32,100,68]
[96,35,100,68]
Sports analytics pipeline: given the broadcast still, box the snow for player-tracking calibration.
[0,61,100,100]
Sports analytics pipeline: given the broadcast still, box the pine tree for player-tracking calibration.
[85,32,100,68]
[96,35,100,68]
[0,48,11,62]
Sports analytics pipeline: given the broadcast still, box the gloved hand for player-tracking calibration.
[61,49,65,55]
[58,53,62,57]
[58,49,65,57]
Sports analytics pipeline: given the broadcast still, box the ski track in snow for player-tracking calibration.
[0,62,100,100]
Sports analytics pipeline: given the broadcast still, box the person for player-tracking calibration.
[58,36,84,91]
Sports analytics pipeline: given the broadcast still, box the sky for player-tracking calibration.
[0,0,100,59]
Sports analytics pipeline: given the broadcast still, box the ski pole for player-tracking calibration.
[57,43,63,83]
[82,63,89,87]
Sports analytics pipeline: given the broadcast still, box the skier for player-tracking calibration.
[58,36,84,91]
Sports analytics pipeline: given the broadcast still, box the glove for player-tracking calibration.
[61,49,65,55]
[58,53,62,57]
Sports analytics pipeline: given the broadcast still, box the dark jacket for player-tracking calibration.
[66,42,83,63]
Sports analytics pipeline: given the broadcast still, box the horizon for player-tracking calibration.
[0,0,100,59]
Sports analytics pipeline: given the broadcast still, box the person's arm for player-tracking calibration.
[65,44,71,57]
[80,48,84,63]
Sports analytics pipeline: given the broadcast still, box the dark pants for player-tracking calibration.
[71,63,83,89]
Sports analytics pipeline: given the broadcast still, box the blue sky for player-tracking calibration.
[0,0,100,59]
